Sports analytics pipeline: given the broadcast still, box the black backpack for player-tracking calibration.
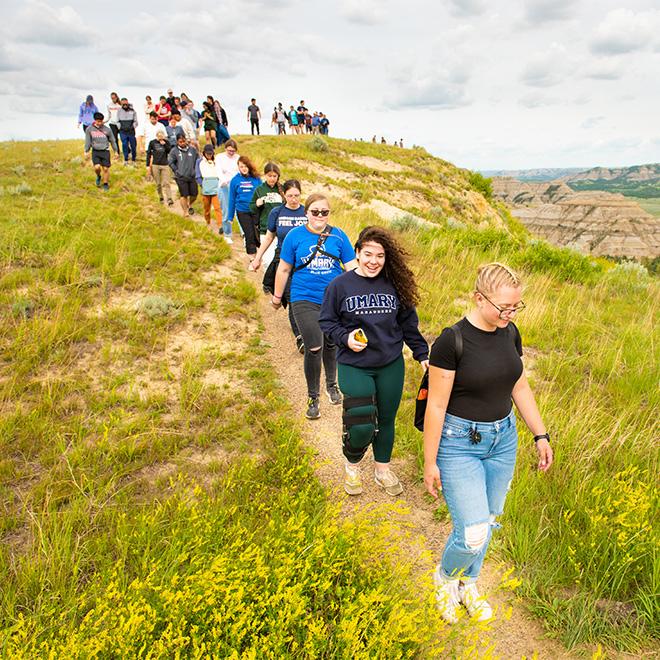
[414,323,514,431]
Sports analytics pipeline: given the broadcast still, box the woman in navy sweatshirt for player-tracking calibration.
[226,155,261,250]
[319,226,429,497]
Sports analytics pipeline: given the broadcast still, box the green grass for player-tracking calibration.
[637,197,660,216]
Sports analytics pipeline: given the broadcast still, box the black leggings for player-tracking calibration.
[291,300,337,398]
[237,211,260,255]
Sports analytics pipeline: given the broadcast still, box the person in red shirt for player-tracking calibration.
[155,96,171,126]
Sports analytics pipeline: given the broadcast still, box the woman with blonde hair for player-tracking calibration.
[423,262,553,624]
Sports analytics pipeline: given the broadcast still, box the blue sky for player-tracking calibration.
[1,0,658,170]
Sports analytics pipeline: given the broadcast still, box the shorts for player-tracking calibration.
[91,150,111,167]
[175,177,198,198]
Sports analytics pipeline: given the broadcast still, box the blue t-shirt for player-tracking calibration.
[267,205,307,247]
[280,225,356,305]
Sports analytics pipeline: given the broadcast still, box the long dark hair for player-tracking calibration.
[263,162,284,197]
[238,155,259,179]
[355,226,420,308]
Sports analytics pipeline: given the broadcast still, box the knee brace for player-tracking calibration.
[342,395,378,462]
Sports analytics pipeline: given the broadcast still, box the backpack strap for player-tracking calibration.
[450,323,463,364]
[292,225,341,273]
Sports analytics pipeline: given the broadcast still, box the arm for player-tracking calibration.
[84,126,91,153]
[146,142,153,168]
[195,157,203,186]
[511,372,553,472]
[107,127,118,154]
[132,111,138,131]
[77,104,83,126]
[250,231,276,270]
[226,179,237,222]
[249,186,263,212]
[423,366,455,498]
[398,305,429,365]
[168,149,178,176]
[318,283,351,348]
[272,260,292,308]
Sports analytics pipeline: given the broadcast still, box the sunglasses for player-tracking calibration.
[309,209,330,217]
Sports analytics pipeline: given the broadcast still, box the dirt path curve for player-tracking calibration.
[214,239,575,659]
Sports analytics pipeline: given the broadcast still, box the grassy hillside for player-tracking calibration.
[1,135,658,655]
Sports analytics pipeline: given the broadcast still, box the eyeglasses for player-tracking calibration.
[478,291,526,318]
[309,209,330,217]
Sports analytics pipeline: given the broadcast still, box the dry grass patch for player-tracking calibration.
[351,155,407,172]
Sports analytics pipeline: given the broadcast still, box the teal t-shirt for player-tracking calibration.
[280,225,355,305]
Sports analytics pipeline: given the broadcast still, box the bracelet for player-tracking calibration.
[534,433,550,443]
[272,294,282,301]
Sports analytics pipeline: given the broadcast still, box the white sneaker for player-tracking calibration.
[374,468,403,496]
[459,582,493,621]
[223,235,233,244]
[344,462,362,496]
[433,567,461,624]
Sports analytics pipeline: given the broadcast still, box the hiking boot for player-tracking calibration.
[433,567,461,624]
[305,397,320,420]
[295,335,305,354]
[95,174,101,187]
[344,462,363,496]
[459,582,493,622]
[326,384,342,405]
[102,183,109,191]
[374,468,403,496]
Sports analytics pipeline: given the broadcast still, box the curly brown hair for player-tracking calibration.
[355,226,420,308]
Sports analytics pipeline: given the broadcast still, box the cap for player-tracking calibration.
[180,100,188,107]
[203,144,215,154]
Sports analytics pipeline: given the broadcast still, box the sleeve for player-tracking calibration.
[248,185,261,214]
[226,177,237,221]
[146,141,153,166]
[132,111,138,130]
[168,148,178,175]
[319,279,351,348]
[267,206,280,234]
[84,126,91,152]
[338,229,356,263]
[429,328,458,370]
[107,127,118,153]
[397,305,429,362]
[195,157,203,185]
[279,230,297,267]
[78,104,83,123]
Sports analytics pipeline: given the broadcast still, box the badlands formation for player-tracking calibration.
[492,178,660,258]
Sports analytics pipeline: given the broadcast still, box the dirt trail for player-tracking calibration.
[203,237,573,659]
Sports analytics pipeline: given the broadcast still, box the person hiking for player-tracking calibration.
[226,156,261,250]
[319,226,429,497]
[172,109,196,148]
[250,179,307,353]
[288,105,300,134]
[195,144,222,231]
[247,98,261,135]
[208,95,228,128]
[107,92,122,156]
[84,112,119,191]
[78,95,98,133]
[156,95,171,126]
[165,116,185,148]
[275,104,287,134]
[146,129,173,206]
[422,262,553,624]
[271,193,357,420]
[319,113,330,135]
[249,162,284,266]
[142,112,164,165]
[201,101,218,148]
[216,139,239,239]
[117,97,138,164]
[168,133,199,216]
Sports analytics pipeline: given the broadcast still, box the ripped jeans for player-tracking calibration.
[437,409,517,581]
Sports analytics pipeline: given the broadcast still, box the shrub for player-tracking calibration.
[308,136,329,153]
[468,171,493,199]
[11,299,35,319]
[390,214,422,232]
[134,295,180,318]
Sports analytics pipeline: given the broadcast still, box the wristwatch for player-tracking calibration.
[533,433,550,443]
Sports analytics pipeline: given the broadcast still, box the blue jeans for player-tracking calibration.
[437,410,517,580]
[218,186,231,235]
[120,132,137,161]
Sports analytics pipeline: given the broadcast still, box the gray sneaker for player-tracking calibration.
[326,384,342,405]
[305,397,320,420]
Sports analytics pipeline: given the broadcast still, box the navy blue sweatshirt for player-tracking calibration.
[319,269,429,368]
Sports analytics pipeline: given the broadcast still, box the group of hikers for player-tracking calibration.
[80,89,554,625]
[246,98,330,136]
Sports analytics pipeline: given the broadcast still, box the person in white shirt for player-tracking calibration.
[172,110,197,148]
[216,139,240,236]
[107,92,122,157]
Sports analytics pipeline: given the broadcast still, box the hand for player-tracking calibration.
[271,296,282,309]
[535,439,553,472]
[250,257,261,271]
[256,197,264,207]
[420,359,429,371]
[114,153,120,162]
[84,152,90,161]
[424,463,442,499]
[347,329,367,352]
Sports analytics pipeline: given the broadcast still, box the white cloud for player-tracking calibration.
[520,44,572,87]
[341,0,386,24]
[447,0,486,17]
[0,45,26,72]
[583,59,623,81]
[387,65,471,109]
[524,0,574,23]
[580,116,605,129]
[590,9,660,55]
[14,1,96,47]
[518,92,560,108]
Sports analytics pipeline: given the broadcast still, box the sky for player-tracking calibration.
[1,0,659,170]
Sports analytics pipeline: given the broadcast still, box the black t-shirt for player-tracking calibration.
[429,317,523,422]
[248,104,260,119]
